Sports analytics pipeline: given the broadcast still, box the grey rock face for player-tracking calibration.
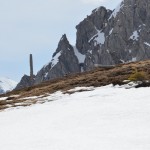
[15,75,35,90]
[35,34,80,84]
[76,7,112,54]
[80,0,150,70]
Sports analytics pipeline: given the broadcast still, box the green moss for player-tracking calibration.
[128,69,147,81]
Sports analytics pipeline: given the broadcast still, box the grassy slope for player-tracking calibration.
[0,60,150,111]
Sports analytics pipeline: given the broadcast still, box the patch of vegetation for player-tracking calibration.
[128,69,147,81]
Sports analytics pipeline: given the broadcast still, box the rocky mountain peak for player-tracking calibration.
[76,6,112,54]
[58,34,69,48]
[52,34,73,57]
[16,0,150,89]
[15,75,35,90]
[60,34,68,42]
[35,34,80,84]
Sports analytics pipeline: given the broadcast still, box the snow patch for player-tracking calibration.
[109,28,113,35]
[96,30,105,44]
[73,46,85,63]
[0,97,8,101]
[22,96,40,100]
[0,85,150,149]
[144,42,150,47]
[43,51,61,70]
[51,52,61,68]
[106,49,110,53]
[132,57,137,62]
[129,31,139,41]
[109,1,124,20]
[89,28,105,45]
[68,87,94,92]
[120,59,125,63]
[88,50,92,54]
[44,72,48,78]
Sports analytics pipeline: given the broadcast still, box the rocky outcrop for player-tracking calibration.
[15,75,35,90]
[35,34,80,84]
[16,0,150,89]
[76,6,112,54]
[79,0,150,70]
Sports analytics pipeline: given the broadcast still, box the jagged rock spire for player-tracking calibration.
[35,34,80,84]
[30,54,34,84]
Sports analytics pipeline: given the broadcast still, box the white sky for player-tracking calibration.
[0,0,121,81]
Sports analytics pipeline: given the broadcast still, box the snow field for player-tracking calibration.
[0,85,150,150]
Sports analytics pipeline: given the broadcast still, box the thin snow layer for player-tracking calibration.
[43,52,61,70]
[0,97,8,101]
[96,30,105,44]
[51,52,61,68]
[144,42,150,47]
[73,46,85,63]
[0,85,150,150]
[132,57,137,62]
[109,1,124,20]
[68,86,94,92]
[44,72,48,78]
[89,29,105,45]
[129,31,139,41]
[109,28,113,35]
[0,77,17,93]
[127,57,137,63]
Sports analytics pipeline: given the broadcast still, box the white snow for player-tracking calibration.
[0,95,20,101]
[129,31,139,41]
[88,50,92,54]
[109,28,113,35]
[120,59,125,63]
[144,42,150,47]
[81,67,84,72]
[132,57,137,62]
[68,86,94,92]
[0,85,150,150]
[106,49,110,54]
[44,72,48,78]
[96,30,105,44]
[129,49,132,53]
[43,51,61,70]
[73,46,85,63]
[0,97,8,101]
[109,1,124,20]
[0,77,17,94]
[89,28,105,45]
[51,52,61,68]
[22,96,40,100]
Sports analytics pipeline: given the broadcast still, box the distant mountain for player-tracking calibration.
[17,0,150,89]
[0,77,17,94]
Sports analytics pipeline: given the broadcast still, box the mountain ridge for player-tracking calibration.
[16,0,150,89]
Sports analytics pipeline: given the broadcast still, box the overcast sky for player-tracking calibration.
[0,0,121,82]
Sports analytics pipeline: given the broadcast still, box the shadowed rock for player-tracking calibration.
[15,75,35,90]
